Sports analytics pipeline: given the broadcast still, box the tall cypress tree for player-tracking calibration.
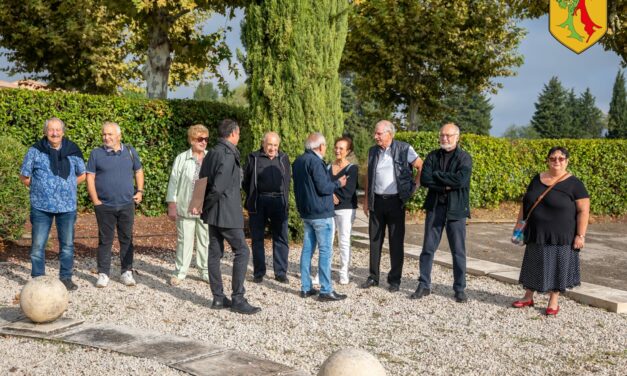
[608,70,627,139]
[531,77,572,138]
[242,0,349,159]
[243,1,348,237]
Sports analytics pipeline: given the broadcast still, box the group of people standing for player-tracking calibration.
[20,118,143,291]
[20,116,589,317]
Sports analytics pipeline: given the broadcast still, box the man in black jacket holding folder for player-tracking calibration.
[199,119,260,315]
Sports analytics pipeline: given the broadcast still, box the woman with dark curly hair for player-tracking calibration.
[512,146,590,316]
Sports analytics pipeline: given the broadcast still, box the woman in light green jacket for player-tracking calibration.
[166,124,210,285]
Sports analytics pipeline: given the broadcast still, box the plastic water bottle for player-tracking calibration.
[511,220,525,245]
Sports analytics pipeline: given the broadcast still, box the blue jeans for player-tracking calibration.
[30,207,77,279]
[300,217,334,294]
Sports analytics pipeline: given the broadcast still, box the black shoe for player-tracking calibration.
[455,291,468,303]
[388,284,400,292]
[60,278,78,291]
[360,278,379,289]
[409,286,431,300]
[210,297,232,310]
[299,288,319,298]
[230,298,261,315]
[252,276,263,283]
[318,291,347,302]
[275,275,289,284]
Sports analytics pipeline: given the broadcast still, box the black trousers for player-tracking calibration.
[418,203,467,292]
[208,225,249,300]
[249,195,289,279]
[94,203,135,275]
[368,194,405,285]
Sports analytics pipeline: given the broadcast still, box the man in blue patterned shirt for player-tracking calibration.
[20,117,86,291]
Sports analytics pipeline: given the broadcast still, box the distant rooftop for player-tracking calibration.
[0,79,48,91]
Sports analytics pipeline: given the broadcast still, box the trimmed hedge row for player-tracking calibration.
[0,89,252,216]
[0,135,29,240]
[1,89,624,221]
[396,132,627,215]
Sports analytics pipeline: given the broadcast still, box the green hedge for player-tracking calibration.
[396,132,627,215]
[0,89,252,216]
[0,135,29,241]
[2,89,625,222]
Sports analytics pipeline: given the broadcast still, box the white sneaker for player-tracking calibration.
[339,277,349,285]
[311,274,320,286]
[96,273,109,288]
[121,271,136,286]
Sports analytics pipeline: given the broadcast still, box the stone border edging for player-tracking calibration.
[351,232,627,313]
[0,317,307,376]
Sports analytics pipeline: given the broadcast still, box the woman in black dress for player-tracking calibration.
[512,146,590,315]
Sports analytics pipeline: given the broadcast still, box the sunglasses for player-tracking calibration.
[195,137,209,143]
[548,156,567,162]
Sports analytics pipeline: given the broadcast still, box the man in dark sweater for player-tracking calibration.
[199,119,260,314]
[411,123,473,303]
[243,131,291,284]
[293,133,347,301]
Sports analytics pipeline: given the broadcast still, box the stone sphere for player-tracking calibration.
[318,348,386,376]
[20,276,69,323]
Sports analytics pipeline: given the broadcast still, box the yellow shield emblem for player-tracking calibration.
[549,0,607,54]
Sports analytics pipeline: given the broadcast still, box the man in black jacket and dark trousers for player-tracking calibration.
[411,123,472,303]
[199,119,260,314]
[242,131,291,284]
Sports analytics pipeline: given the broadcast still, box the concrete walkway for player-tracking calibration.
[352,206,627,313]
[0,314,306,376]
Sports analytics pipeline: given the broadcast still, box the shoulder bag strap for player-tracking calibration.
[524,172,569,222]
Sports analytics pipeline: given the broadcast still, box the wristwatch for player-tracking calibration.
[137,189,144,193]
[577,234,585,239]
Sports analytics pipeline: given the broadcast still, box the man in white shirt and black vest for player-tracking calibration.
[362,120,423,292]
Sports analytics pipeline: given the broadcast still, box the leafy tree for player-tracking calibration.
[509,0,627,65]
[502,124,540,139]
[220,84,249,107]
[417,89,493,135]
[572,88,605,138]
[0,0,244,98]
[193,81,220,101]
[608,70,627,138]
[0,0,133,94]
[531,77,573,138]
[106,0,247,99]
[341,0,524,130]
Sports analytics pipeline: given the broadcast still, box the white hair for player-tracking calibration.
[376,120,396,136]
[43,117,65,134]
[263,131,281,145]
[305,132,326,150]
[102,121,121,135]
[440,122,460,135]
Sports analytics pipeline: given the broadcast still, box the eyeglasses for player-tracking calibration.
[439,133,458,139]
[548,156,567,162]
[195,137,209,143]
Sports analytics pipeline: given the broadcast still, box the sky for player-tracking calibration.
[1,10,623,137]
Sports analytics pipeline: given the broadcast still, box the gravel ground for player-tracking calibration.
[1,243,626,376]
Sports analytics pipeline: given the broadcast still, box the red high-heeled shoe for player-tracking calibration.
[545,306,560,316]
[512,299,534,308]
